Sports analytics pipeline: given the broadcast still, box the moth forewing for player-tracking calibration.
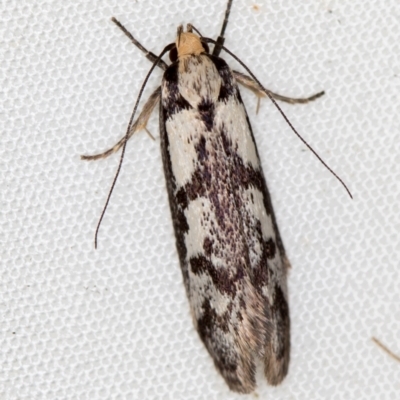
[160,30,291,393]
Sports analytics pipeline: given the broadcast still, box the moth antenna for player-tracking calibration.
[177,25,183,47]
[111,17,168,71]
[213,0,234,56]
[93,42,175,249]
[204,37,353,199]
[189,24,203,37]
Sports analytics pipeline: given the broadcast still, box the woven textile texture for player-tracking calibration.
[2,0,400,398]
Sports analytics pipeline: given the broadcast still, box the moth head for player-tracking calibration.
[169,24,209,62]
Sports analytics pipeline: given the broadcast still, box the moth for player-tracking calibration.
[82,0,349,393]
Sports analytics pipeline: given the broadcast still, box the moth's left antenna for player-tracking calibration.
[89,19,174,249]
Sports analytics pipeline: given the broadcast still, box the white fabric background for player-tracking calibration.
[2,0,400,398]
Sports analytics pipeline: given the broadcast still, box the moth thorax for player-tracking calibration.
[176,32,205,58]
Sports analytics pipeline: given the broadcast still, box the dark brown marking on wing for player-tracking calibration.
[264,238,276,260]
[203,237,214,257]
[197,298,231,336]
[163,62,192,120]
[190,254,245,297]
[197,98,215,131]
[272,284,290,357]
[207,54,237,102]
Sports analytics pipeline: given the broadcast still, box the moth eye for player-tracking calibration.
[202,42,210,53]
[169,47,178,62]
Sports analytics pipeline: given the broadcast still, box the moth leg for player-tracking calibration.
[81,86,161,161]
[233,70,324,109]
[372,337,400,363]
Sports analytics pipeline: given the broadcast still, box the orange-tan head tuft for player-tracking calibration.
[176,31,205,58]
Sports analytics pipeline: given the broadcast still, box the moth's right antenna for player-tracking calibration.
[212,0,233,56]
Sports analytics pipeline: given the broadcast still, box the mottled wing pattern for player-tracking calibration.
[159,53,290,393]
